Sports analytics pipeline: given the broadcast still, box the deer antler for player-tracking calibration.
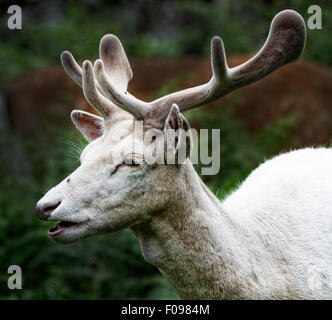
[61,35,133,117]
[93,9,306,128]
[94,59,150,120]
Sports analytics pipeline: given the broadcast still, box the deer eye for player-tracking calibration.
[123,158,141,167]
[113,158,141,174]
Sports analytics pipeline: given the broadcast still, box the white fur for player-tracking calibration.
[37,117,332,300]
[220,148,332,299]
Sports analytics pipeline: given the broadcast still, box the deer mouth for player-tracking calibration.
[48,220,88,237]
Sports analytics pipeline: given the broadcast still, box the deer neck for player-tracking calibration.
[131,161,250,299]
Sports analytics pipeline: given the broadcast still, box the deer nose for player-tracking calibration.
[36,201,61,220]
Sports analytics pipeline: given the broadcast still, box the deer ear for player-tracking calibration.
[164,104,192,161]
[71,110,104,142]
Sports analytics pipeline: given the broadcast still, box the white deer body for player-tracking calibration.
[35,11,332,299]
[133,148,332,299]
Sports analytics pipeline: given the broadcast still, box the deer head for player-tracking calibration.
[36,10,305,243]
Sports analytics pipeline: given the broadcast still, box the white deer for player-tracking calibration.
[36,10,332,299]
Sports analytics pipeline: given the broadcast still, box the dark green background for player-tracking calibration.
[0,0,331,299]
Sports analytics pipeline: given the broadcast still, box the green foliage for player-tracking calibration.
[1,0,331,89]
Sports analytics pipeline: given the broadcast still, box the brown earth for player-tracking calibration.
[5,56,332,148]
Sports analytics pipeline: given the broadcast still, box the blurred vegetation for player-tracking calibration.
[0,0,331,299]
[0,0,331,89]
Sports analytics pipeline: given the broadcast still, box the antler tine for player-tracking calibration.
[143,9,305,126]
[82,60,115,118]
[61,51,83,87]
[99,34,133,91]
[61,35,134,91]
[95,34,150,119]
[61,53,118,117]
[61,34,137,118]
[60,50,111,109]
[226,10,306,88]
[210,36,229,86]
[94,59,150,120]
